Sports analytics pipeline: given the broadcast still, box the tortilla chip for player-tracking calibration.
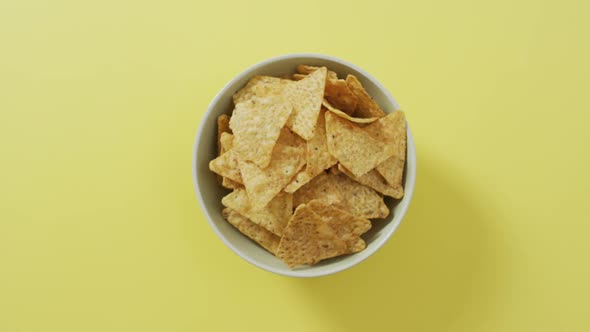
[294,69,355,115]
[230,95,293,168]
[292,73,306,81]
[239,128,306,210]
[223,208,281,254]
[296,64,338,80]
[284,108,337,193]
[323,99,378,124]
[217,133,241,188]
[275,126,306,148]
[375,157,405,199]
[232,75,293,105]
[272,128,308,192]
[325,111,394,177]
[293,172,389,219]
[219,132,234,151]
[365,111,407,198]
[305,108,337,175]
[217,114,231,156]
[324,78,358,115]
[284,67,327,140]
[306,200,370,252]
[345,74,386,118]
[338,164,401,198]
[279,73,295,80]
[216,116,232,184]
[221,177,240,189]
[209,149,243,184]
[222,188,293,236]
[284,171,313,194]
[276,200,371,267]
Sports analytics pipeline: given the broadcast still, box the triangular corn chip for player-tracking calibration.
[217,114,231,156]
[233,75,292,105]
[325,111,394,177]
[345,74,386,118]
[323,99,378,124]
[222,188,293,236]
[364,111,407,198]
[284,67,327,140]
[284,109,337,193]
[230,95,293,168]
[338,164,401,198]
[284,171,313,194]
[219,132,234,151]
[209,149,243,185]
[276,200,371,267]
[292,73,306,81]
[324,78,358,115]
[218,133,241,189]
[216,115,232,185]
[222,208,280,254]
[239,128,305,210]
[296,64,338,80]
[293,172,389,219]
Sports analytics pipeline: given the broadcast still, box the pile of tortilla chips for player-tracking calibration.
[209,65,407,268]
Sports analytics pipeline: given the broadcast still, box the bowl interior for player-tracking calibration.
[194,54,416,277]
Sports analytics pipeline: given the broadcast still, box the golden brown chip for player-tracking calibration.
[217,114,231,156]
[338,164,401,198]
[345,74,386,118]
[221,177,241,189]
[324,78,358,115]
[284,67,327,140]
[325,111,394,177]
[232,76,293,105]
[217,133,241,189]
[272,128,308,192]
[222,208,281,254]
[306,200,370,252]
[323,99,379,124]
[216,117,232,184]
[284,108,337,193]
[304,108,338,176]
[230,95,293,168]
[294,69,355,114]
[279,73,295,80]
[239,128,306,211]
[275,125,306,148]
[276,200,371,268]
[293,172,389,219]
[365,111,407,198]
[219,132,234,151]
[292,73,306,81]
[284,171,313,194]
[222,189,293,236]
[209,149,243,184]
[296,64,338,80]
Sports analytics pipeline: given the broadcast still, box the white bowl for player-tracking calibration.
[192,53,416,277]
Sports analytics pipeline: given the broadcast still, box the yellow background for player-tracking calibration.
[1,0,589,331]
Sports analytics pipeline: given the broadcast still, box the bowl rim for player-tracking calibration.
[193,53,416,277]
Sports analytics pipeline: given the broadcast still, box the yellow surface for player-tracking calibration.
[1,0,589,331]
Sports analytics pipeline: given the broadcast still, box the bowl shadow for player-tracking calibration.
[287,153,502,331]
